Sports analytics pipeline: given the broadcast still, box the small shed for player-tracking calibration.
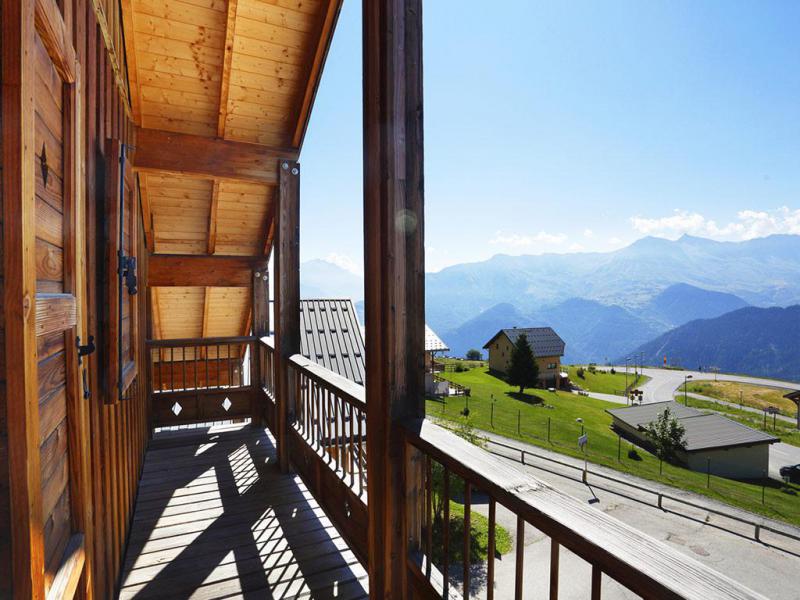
[424,325,449,371]
[607,401,778,479]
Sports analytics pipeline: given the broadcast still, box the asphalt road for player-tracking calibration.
[603,367,800,478]
[632,366,799,404]
[461,430,800,600]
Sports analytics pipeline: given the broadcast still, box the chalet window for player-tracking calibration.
[105,140,139,402]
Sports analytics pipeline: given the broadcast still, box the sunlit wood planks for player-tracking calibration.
[124,0,340,148]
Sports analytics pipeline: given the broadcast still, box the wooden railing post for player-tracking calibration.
[251,265,269,425]
[275,159,300,473]
[363,0,426,596]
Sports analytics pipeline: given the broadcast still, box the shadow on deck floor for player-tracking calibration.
[118,423,368,599]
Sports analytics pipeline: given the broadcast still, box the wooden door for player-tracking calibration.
[32,20,91,600]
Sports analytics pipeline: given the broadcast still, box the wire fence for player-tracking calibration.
[431,395,800,536]
[434,419,800,555]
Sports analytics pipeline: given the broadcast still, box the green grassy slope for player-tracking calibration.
[427,367,800,526]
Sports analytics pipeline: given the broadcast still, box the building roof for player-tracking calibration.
[607,401,778,452]
[483,327,566,357]
[300,299,366,385]
[425,325,449,352]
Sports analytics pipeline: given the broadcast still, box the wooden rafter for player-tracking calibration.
[137,173,153,252]
[151,287,164,361]
[134,127,296,184]
[149,255,265,287]
[207,180,220,255]
[200,287,211,357]
[263,206,276,256]
[241,311,252,357]
[292,0,342,148]
[119,0,141,121]
[217,0,238,138]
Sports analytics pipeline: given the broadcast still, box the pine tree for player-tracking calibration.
[644,408,687,462]
[507,334,540,394]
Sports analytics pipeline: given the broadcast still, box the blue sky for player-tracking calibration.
[299,1,800,273]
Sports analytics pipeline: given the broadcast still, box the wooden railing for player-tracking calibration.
[289,354,368,498]
[403,419,766,600]
[147,336,255,427]
[258,337,277,431]
[252,338,764,599]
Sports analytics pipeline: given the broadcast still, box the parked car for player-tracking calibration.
[779,464,800,483]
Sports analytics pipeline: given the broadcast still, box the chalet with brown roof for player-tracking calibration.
[483,327,566,387]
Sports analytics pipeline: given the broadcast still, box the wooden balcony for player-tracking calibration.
[118,423,368,599]
[0,0,778,598]
[121,336,768,600]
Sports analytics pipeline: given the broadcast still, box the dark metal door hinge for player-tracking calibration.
[76,336,96,400]
[119,252,138,295]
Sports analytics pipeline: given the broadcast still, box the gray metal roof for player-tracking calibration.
[607,401,778,452]
[483,327,566,357]
[425,325,449,352]
[300,299,365,385]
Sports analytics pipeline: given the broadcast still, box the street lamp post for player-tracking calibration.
[684,374,693,405]
[625,357,630,395]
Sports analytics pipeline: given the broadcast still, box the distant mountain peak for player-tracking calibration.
[624,305,800,381]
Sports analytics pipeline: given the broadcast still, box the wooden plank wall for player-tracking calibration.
[0,0,148,598]
[81,1,149,597]
[34,28,74,591]
[0,3,10,595]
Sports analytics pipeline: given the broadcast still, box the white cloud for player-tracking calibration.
[629,207,800,241]
[489,230,568,247]
[568,243,586,252]
[583,228,594,238]
[607,236,624,247]
[325,252,362,275]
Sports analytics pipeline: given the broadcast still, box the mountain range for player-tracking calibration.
[299,234,800,375]
[625,305,800,382]
[440,284,749,363]
[426,234,800,333]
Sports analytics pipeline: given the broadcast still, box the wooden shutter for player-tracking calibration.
[105,139,139,402]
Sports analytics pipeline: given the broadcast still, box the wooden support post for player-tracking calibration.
[363,0,426,596]
[274,160,300,472]
[251,267,269,425]
[2,1,45,597]
[549,540,560,600]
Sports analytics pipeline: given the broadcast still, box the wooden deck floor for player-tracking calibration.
[118,423,369,599]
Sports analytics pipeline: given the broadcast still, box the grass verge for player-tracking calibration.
[688,380,796,417]
[567,365,650,395]
[431,501,513,566]
[428,367,800,527]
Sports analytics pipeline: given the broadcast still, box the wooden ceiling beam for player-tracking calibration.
[292,0,342,148]
[217,0,238,137]
[133,127,297,184]
[148,254,266,287]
